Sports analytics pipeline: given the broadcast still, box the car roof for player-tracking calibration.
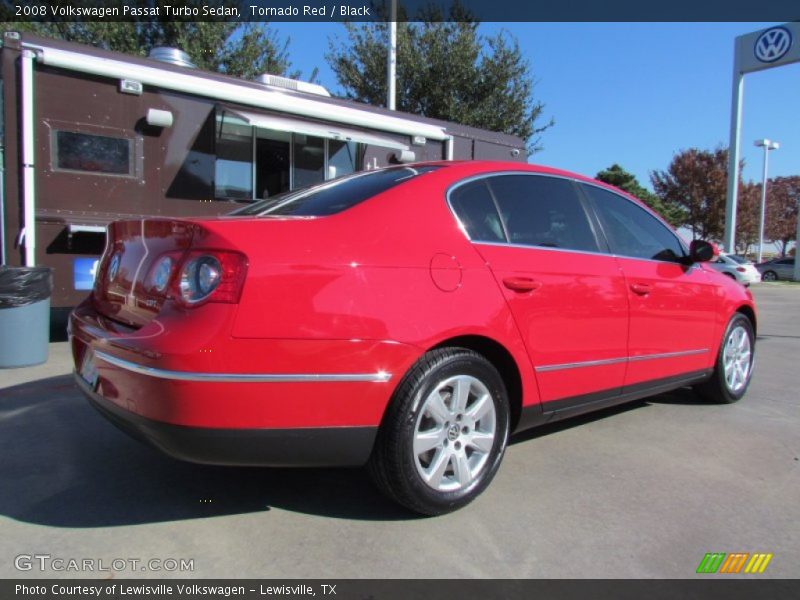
[413,159,664,222]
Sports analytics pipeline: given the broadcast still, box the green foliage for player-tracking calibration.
[326,5,552,154]
[765,176,800,257]
[3,2,297,79]
[651,147,731,241]
[596,164,685,227]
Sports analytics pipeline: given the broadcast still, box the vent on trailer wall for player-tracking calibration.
[148,47,196,68]
[254,74,331,97]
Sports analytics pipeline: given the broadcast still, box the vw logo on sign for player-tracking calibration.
[754,27,792,63]
[107,253,121,282]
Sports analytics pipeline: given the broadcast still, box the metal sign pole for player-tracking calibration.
[724,71,743,253]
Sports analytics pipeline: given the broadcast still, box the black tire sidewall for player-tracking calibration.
[396,351,510,513]
[713,314,756,403]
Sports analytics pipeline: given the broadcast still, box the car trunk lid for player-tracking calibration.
[92,219,197,327]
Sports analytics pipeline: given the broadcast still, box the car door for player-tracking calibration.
[580,183,719,387]
[449,174,630,408]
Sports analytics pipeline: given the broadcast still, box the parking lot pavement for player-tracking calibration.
[1,284,798,579]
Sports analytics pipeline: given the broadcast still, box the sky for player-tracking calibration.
[271,22,799,191]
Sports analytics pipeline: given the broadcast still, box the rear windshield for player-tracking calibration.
[230,165,441,217]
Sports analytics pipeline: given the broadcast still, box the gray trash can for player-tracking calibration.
[0,266,53,368]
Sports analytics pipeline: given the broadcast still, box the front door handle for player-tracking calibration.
[630,282,652,295]
[503,277,542,293]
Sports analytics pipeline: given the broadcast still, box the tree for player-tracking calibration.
[595,164,684,227]
[650,148,731,242]
[735,181,761,257]
[2,6,297,79]
[765,176,800,257]
[326,4,552,153]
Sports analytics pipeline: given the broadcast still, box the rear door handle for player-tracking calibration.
[630,283,652,295]
[503,277,542,293]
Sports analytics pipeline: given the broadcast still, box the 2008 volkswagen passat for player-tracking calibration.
[70,161,756,515]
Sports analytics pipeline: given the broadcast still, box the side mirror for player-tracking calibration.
[689,240,718,263]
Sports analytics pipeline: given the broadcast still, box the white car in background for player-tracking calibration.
[709,254,761,286]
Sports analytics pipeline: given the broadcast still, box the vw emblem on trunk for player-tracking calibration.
[754,27,792,63]
[107,254,121,282]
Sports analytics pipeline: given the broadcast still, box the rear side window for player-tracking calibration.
[231,166,440,217]
[449,180,505,242]
[582,184,686,262]
[488,175,600,253]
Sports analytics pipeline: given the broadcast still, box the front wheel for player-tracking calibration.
[368,348,510,515]
[694,313,755,403]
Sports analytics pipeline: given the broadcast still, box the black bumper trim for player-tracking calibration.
[74,373,378,467]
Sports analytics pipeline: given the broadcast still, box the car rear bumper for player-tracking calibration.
[75,373,377,467]
[68,298,422,466]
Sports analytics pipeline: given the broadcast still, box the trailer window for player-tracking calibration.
[293,134,325,188]
[328,140,358,180]
[54,131,132,176]
[215,113,252,201]
[215,108,366,202]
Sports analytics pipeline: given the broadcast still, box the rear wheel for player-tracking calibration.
[694,313,755,404]
[368,348,510,515]
[762,270,778,281]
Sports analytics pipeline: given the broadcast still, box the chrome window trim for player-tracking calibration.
[535,348,709,373]
[445,171,693,267]
[94,351,392,383]
[445,171,603,253]
[473,240,614,260]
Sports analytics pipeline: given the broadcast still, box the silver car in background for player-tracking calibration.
[709,254,761,286]
[756,257,796,282]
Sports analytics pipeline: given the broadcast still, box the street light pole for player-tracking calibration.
[387,0,397,111]
[754,139,779,263]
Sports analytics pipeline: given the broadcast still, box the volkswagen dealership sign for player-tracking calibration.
[736,22,800,74]
[754,27,793,63]
[724,22,800,258]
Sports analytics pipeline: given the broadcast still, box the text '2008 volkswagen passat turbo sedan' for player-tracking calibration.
[70,161,756,515]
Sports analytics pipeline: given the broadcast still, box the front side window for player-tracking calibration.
[582,184,686,262]
[488,174,600,253]
[54,131,132,176]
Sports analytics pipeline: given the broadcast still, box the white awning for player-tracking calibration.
[28,43,449,141]
[223,108,410,151]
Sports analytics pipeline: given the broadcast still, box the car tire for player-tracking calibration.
[762,270,778,281]
[368,348,510,516]
[694,313,755,404]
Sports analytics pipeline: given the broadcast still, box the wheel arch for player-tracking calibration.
[736,304,757,335]
[429,335,524,432]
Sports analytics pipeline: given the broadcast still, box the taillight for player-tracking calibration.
[171,250,248,307]
[736,267,746,273]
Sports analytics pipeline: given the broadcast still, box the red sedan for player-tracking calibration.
[70,161,757,515]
